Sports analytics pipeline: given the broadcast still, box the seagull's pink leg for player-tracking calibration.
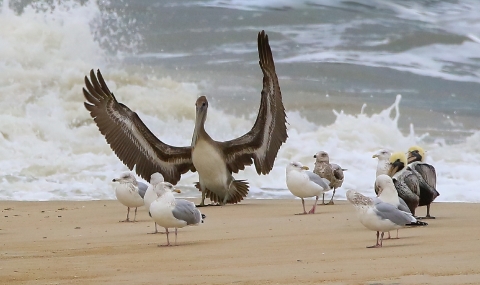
[308,196,319,214]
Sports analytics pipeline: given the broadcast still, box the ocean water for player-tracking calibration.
[1,0,479,202]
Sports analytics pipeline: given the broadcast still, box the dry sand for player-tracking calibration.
[1,199,480,285]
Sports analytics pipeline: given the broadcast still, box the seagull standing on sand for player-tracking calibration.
[82,30,287,207]
[375,174,426,239]
[406,146,440,219]
[346,189,419,248]
[112,172,148,222]
[313,151,345,205]
[286,161,330,215]
[372,149,391,195]
[144,172,165,234]
[149,181,205,246]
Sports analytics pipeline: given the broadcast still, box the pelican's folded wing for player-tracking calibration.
[83,69,194,183]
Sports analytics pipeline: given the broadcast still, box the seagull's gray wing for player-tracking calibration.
[398,197,411,213]
[374,202,415,226]
[172,199,202,225]
[137,181,148,199]
[305,171,330,190]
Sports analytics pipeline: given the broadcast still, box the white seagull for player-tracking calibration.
[372,148,391,194]
[346,189,419,248]
[375,174,426,239]
[149,181,205,246]
[286,161,330,215]
[112,172,148,222]
[144,172,165,234]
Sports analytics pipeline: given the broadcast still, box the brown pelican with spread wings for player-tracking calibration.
[83,31,288,206]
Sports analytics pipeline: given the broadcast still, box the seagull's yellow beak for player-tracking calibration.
[372,154,378,158]
[301,166,309,170]
[173,189,182,193]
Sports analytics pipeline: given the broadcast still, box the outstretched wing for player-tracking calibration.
[83,70,194,183]
[219,30,288,175]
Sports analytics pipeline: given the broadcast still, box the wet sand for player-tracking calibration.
[1,199,479,284]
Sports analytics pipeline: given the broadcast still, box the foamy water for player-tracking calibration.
[1,0,479,202]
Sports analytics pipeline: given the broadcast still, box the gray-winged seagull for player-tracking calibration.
[286,161,330,215]
[112,172,148,222]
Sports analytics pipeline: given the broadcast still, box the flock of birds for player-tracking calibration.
[285,145,439,248]
[82,30,440,248]
[112,171,205,246]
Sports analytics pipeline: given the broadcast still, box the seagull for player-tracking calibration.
[387,152,421,216]
[112,172,148,222]
[286,161,331,215]
[82,30,287,207]
[372,149,391,194]
[375,174,426,239]
[144,172,165,234]
[346,189,420,248]
[406,146,440,219]
[313,151,345,205]
[149,181,205,246]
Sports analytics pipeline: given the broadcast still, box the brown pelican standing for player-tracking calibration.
[406,146,440,219]
[82,31,287,206]
[313,151,345,205]
[387,152,421,216]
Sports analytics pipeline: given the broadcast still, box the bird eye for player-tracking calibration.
[202,102,206,107]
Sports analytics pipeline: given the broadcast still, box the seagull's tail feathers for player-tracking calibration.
[406,221,428,227]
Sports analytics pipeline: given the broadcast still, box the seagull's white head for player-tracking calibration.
[375,174,395,196]
[112,172,135,183]
[153,182,181,197]
[150,172,165,185]
[372,149,391,160]
[286,161,309,174]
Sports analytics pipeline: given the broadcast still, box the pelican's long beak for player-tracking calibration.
[301,166,309,170]
[407,150,421,164]
[173,189,182,193]
[387,159,404,177]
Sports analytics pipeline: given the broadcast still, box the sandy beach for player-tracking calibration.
[1,199,479,285]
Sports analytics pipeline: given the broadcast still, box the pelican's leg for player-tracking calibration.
[420,204,436,219]
[296,198,308,215]
[308,196,319,214]
[120,207,130,222]
[326,189,336,205]
[200,189,206,206]
[367,231,382,248]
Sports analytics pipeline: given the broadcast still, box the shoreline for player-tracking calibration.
[1,199,480,284]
